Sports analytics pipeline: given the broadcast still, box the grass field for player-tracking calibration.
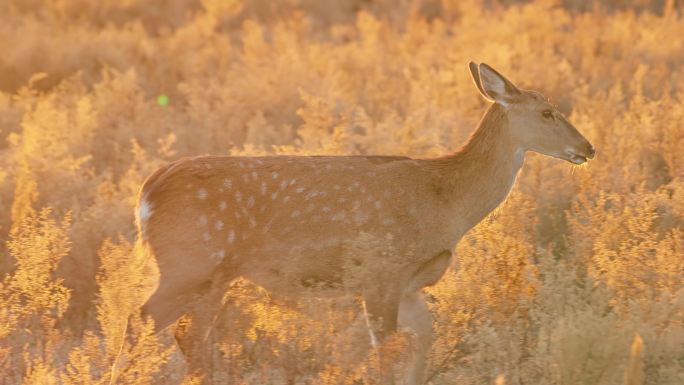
[1,0,683,384]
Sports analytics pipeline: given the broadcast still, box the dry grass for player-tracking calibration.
[0,0,683,384]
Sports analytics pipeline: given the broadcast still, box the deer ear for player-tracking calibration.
[476,63,521,104]
[469,62,491,102]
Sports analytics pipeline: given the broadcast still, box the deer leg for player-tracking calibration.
[398,291,432,385]
[140,248,223,334]
[174,271,231,385]
[363,289,401,341]
[363,290,401,384]
[141,279,203,333]
[394,250,449,385]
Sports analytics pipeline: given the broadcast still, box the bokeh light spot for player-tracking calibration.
[157,94,169,107]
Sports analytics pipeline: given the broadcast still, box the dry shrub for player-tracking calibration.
[0,208,71,384]
[0,0,683,384]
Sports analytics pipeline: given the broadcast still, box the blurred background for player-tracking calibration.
[0,0,683,384]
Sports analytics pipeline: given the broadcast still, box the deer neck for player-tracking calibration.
[432,104,524,232]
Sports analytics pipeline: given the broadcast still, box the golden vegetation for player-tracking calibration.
[0,0,683,383]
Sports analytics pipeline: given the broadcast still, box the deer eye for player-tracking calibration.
[542,110,554,120]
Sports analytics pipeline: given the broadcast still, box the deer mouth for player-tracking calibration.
[568,152,588,164]
[565,148,594,165]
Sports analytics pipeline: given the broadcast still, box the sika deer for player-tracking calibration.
[134,62,594,384]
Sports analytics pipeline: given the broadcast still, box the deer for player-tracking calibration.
[132,62,595,384]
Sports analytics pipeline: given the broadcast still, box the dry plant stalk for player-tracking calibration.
[624,334,645,385]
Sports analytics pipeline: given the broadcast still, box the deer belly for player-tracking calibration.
[237,240,349,298]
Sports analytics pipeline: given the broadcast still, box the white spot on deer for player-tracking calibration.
[374,201,382,209]
[289,179,297,186]
[305,204,316,212]
[331,212,346,221]
[354,211,370,224]
[367,171,376,177]
[235,191,242,202]
[282,196,291,203]
[262,219,274,233]
[210,249,225,263]
[382,218,395,226]
[252,171,258,180]
[227,230,236,243]
[203,232,212,242]
[291,210,301,218]
[215,220,224,231]
[360,186,367,193]
[296,187,305,193]
[271,191,279,200]
[305,190,319,200]
[261,182,268,195]
[280,180,288,190]
[334,185,340,191]
[197,188,208,200]
[219,201,227,211]
[383,190,391,198]
[223,179,232,189]
[249,217,257,228]
[238,162,245,168]
[272,172,279,179]
[322,206,331,213]
[199,215,208,226]
[247,196,255,208]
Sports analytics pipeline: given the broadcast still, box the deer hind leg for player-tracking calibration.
[173,270,232,385]
[141,278,204,334]
[140,244,224,333]
[398,291,432,385]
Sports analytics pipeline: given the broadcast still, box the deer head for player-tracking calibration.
[469,62,595,164]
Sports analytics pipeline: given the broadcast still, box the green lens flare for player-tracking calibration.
[157,94,169,107]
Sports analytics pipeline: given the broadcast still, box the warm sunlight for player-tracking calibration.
[1,1,683,384]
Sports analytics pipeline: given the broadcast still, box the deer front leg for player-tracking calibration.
[363,288,402,384]
[397,249,451,385]
[398,291,431,385]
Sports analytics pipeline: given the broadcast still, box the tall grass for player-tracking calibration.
[0,0,683,383]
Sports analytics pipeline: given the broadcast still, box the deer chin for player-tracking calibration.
[564,150,589,165]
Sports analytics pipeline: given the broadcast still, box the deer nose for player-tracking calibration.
[587,144,596,159]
